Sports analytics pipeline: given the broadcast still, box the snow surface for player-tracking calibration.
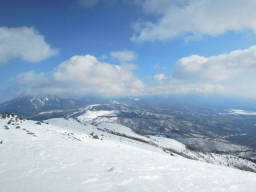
[178,137,250,152]
[150,136,186,152]
[97,122,148,140]
[229,109,256,115]
[1,116,256,192]
[77,110,116,122]
[37,110,64,115]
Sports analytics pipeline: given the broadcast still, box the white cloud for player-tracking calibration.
[110,50,137,62]
[14,54,145,97]
[11,46,256,99]
[15,71,49,87]
[0,26,58,65]
[154,73,166,83]
[173,46,256,83]
[136,0,189,14]
[147,82,224,95]
[132,0,256,42]
[151,45,256,98]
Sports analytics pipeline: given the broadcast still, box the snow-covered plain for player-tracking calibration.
[1,115,256,192]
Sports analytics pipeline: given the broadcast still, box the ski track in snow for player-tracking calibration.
[0,116,256,192]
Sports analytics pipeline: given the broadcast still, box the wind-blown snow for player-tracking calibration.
[1,115,256,192]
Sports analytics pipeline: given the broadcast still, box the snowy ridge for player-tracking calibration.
[77,110,117,122]
[67,104,120,124]
[1,114,256,191]
[70,104,256,157]
[37,110,65,115]
[48,118,256,172]
[229,109,256,115]
[67,104,102,118]
[62,104,256,172]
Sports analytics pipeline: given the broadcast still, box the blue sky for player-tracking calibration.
[1,0,256,101]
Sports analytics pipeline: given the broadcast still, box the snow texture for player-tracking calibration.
[1,115,256,192]
[229,109,256,115]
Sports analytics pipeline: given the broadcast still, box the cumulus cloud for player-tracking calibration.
[110,50,137,62]
[14,54,145,97]
[10,45,256,99]
[147,82,224,96]
[151,45,256,98]
[154,73,166,83]
[132,0,256,42]
[0,26,58,65]
[173,45,256,83]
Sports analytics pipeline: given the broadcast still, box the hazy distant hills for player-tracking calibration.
[1,95,256,159]
[0,95,108,118]
[68,103,256,159]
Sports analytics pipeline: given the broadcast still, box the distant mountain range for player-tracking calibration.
[0,95,108,119]
[1,95,256,160]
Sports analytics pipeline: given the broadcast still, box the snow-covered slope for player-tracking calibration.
[68,104,118,124]
[69,104,256,157]
[48,115,256,172]
[229,109,256,115]
[1,114,256,192]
